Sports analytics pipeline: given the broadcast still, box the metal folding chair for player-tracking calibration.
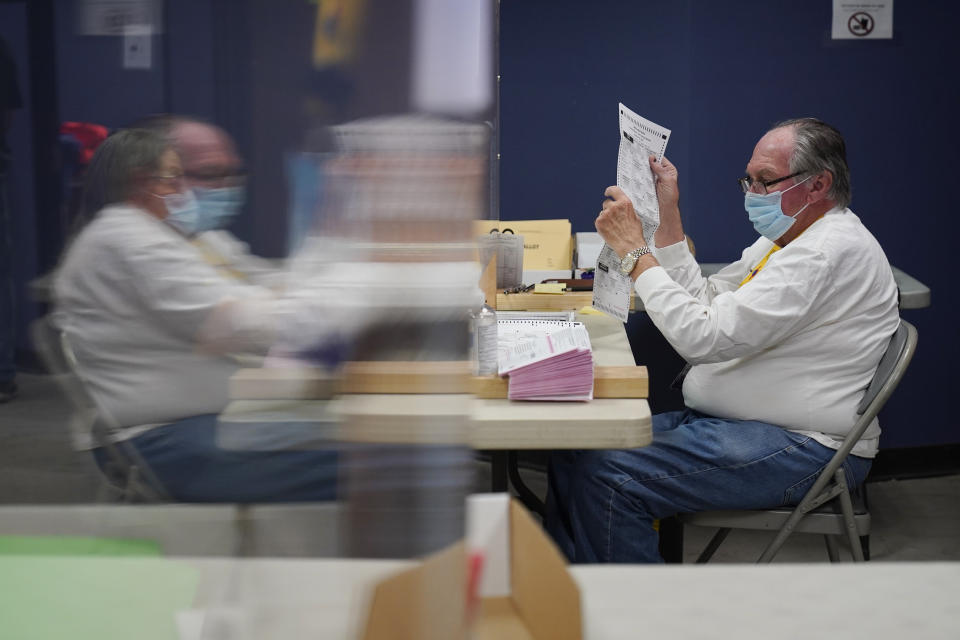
[680,320,917,563]
[30,315,169,503]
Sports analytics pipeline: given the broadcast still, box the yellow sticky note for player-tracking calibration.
[578,305,605,315]
[533,283,565,294]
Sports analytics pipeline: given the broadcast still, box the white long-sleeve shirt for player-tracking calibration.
[633,208,899,457]
[53,204,370,447]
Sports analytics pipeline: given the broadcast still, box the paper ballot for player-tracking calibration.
[592,104,671,322]
[617,104,671,243]
[498,319,594,401]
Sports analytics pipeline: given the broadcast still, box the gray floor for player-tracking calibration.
[2,373,958,562]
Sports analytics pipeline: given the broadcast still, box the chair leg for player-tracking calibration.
[696,528,731,563]
[96,475,121,503]
[757,507,808,563]
[123,465,142,503]
[235,505,254,557]
[834,469,865,562]
[824,535,840,562]
[859,483,871,560]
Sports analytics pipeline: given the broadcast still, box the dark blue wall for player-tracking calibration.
[10,1,955,448]
[54,0,217,127]
[0,2,38,359]
[501,0,958,449]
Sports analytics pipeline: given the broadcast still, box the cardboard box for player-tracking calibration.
[476,220,573,272]
[361,495,582,640]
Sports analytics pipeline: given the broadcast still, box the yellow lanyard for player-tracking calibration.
[192,238,249,282]
[738,214,826,288]
[739,245,780,288]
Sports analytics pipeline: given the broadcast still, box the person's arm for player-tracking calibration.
[598,156,759,303]
[650,156,685,249]
[635,243,832,364]
[596,184,660,280]
[595,156,686,284]
[194,230,285,290]
[123,224,373,355]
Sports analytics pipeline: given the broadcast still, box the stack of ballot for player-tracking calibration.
[497,320,594,401]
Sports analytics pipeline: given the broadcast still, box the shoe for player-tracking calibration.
[0,380,16,403]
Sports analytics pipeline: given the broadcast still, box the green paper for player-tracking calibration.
[0,556,200,640]
[0,535,161,557]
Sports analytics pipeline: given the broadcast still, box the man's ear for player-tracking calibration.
[809,170,833,203]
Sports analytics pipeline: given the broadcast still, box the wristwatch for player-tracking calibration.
[619,246,652,275]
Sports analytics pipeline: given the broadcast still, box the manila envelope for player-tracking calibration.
[475,219,572,271]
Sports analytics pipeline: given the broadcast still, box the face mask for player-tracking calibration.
[744,175,813,242]
[193,185,246,232]
[152,189,201,236]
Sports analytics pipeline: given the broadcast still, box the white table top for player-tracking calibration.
[219,313,652,451]
[14,555,952,640]
[187,559,960,639]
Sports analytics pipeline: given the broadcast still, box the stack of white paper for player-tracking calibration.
[575,232,604,270]
[497,320,593,401]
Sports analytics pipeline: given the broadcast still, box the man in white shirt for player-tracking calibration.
[138,115,283,288]
[55,127,368,502]
[546,118,899,562]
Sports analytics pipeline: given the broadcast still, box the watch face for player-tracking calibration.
[620,254,636,274]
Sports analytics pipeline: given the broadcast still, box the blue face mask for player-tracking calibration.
[193,186,246,232]
[744,175,813,242]
[153,189,201,236]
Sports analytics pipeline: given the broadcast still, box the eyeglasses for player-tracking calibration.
[185,170,247,187]
[738,171,805,194]
[150,173,186,184]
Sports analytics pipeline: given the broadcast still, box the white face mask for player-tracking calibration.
[150,189,200,236]
[743,175,812,241]
[193,185,246,232]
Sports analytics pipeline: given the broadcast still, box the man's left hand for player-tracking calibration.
[596,185,648,257]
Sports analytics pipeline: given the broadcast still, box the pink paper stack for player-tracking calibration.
[498,322,594,401]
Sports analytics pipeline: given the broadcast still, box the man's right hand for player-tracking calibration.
[649,155,685,248]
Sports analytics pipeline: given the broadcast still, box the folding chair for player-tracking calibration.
[680,319,917,563]
[30,315,169,503]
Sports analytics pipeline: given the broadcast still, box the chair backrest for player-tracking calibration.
[848,320,918,448]
[30,315,100,449]
[31,314,170,501]
[856,320,915,416]
[810,319,918,487]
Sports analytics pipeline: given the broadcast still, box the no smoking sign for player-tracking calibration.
[847,11,875,37]
[832,1,894,40]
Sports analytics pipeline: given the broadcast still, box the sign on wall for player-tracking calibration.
[832,1,893,39]
[79,0,162,36]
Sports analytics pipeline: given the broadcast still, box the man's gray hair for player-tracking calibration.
[82,128,170,216]
[772,117,851,209]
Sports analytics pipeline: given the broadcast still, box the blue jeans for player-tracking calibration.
[545,409,872,563]
[93,414,338,502]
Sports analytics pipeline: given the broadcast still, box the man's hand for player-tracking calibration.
[649,155,686,248]
[596,186,648,257]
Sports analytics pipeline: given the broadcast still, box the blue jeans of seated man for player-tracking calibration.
[545,408,872,563]
[92,414,338,503]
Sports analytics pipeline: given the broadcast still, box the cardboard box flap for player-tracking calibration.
[360,497,582,640]
[508,500,582,640]
[360,541,468,640]
[475,597,535,640]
